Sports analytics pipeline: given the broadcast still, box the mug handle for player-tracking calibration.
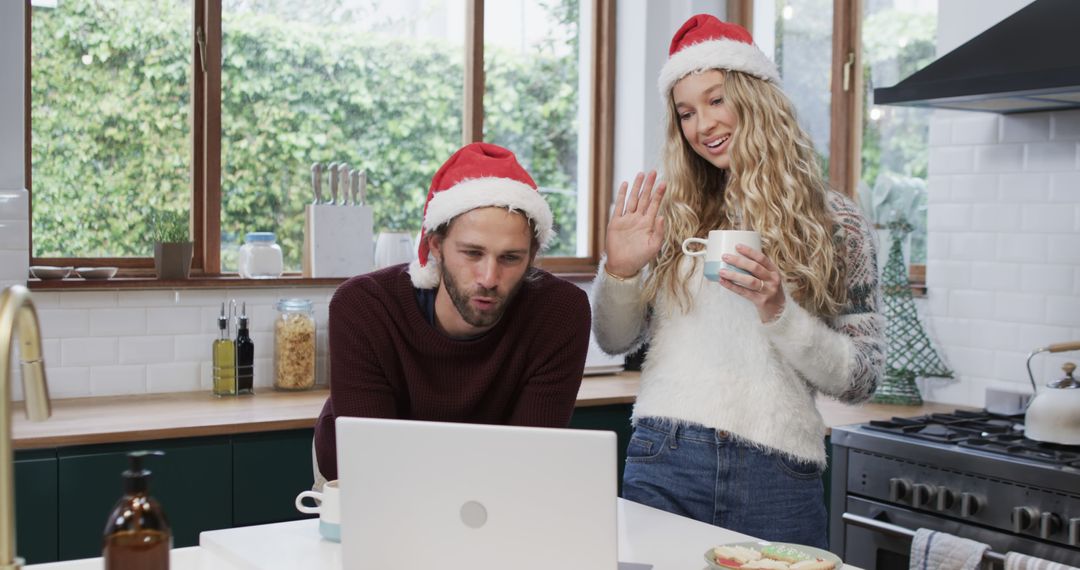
[295,490,323,514]
[681,237,708,257]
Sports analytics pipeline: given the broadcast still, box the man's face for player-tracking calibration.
[429,207,535,338]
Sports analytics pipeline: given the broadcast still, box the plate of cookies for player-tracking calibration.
[705,542,842,570]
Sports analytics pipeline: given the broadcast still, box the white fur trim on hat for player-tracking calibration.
[422,177,556,249]
[658,38,780,95]
[408,258,440,289]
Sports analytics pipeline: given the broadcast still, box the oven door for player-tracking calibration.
[841,497,1080,570]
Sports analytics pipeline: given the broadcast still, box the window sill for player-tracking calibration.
[26,275,347,291]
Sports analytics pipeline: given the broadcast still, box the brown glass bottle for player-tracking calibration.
[103,451,171,570]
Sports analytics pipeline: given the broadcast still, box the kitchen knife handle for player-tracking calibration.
[338,163,349,205]
[328,162,339,205]
[357,170,367,206]
[349,170,360,206]
[311,163,322,204]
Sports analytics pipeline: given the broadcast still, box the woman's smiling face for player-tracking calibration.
[672,69,738,170]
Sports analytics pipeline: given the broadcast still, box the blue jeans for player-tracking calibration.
[622,417,828,548]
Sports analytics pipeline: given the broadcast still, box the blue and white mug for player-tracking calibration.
[682,230,761,282]
[295,480,340,542]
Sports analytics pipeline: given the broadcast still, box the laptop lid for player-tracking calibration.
[336,417,618,570]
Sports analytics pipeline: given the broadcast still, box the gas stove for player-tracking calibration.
[829,409,1080,570]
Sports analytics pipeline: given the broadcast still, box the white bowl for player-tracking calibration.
[29,266,73,280]
[76,267,119,280]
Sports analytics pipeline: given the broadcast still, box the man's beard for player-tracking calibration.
[439,263,526,330]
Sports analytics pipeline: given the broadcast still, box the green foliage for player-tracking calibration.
[149,209,190,243]
[31,0,583,269]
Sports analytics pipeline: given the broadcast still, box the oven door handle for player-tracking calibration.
[842,513,1007,563]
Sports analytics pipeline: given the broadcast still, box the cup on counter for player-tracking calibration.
[295,480,340,542]
[681,230,762,282]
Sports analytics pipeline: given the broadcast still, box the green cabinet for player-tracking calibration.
[570,404,633,492]
[56,437,232,560]
[232,429,317,526]
[13,449,58,564]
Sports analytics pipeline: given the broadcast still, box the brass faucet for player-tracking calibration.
[0,285,50,570]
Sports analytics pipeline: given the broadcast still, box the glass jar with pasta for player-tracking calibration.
[273,298,316,391]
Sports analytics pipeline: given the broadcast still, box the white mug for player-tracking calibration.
[295,479,340,542]
[681,230,762,282]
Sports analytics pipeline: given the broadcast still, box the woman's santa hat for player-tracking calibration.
[658,14,779,96]
[408,142,555,289]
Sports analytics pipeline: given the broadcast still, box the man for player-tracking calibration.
[314,142,592,481]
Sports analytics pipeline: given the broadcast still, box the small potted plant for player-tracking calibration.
[150,210,193,280]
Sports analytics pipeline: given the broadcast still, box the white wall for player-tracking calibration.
[0,1,29,289]
[919,0,1080,406]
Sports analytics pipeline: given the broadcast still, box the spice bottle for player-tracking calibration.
[273,298,316,391]
[235,302,254,395]
[102,450,171,570]
[212,303,237,397]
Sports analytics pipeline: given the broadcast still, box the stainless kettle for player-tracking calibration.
[1024,341,1080,445]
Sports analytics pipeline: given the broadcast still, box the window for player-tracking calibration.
[750,0,932,282]
[27,0,614,278]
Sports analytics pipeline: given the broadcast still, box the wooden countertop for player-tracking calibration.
[11,372,968,450]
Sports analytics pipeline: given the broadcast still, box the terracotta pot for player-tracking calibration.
[154,242,193,280]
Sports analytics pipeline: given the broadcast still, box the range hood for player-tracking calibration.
[873,0,1080,113]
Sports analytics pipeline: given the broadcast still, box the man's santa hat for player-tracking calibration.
[658,14,779,96]
[408,142,555,289]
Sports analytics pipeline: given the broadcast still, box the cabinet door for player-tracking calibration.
[232,428,317,526]
[57,437,232,560]
[569,404,633,493]
[14,449,58,564]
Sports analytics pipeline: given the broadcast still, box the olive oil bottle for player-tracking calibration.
[212,302,237,396]
[236,302,254,395]
[102,450,171,570]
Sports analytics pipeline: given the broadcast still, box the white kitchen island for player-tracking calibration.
[27,499,858,570]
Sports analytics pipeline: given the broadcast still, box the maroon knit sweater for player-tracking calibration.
[314,263,591,480]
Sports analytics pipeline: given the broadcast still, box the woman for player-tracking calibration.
[592,14,884,547]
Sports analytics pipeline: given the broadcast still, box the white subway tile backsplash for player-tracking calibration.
[927,316,970,346]
[998,172,1049,202]
[46,367,91,399]
[970,262,1020,291]
[1047,234,1080,265]
[1022,204,1074,232]
[949,174,997,202]
[38,308,89,338]
[949,232,997,259]
[967,319,1019,350]
[58,291,118,309]
[61,337,117,366]
[928,204,971,231]
[928,118,952,146]
[1019,324,1077,351]
[148,362,201,393]
[1000,114,1050,143]
[930,146,975,174]
[174,334,211,362]
[1052,110,1080,140]
[952,115,998,144]
[926,233,950,261]
[948,290,994,319]
[1020,264,1074,295]
[996,234,1048,263]
[27,291,60,308]
[1049,172,1080,202]
[917,376,973,405]
[974,144,1024,172]
[992,350,1033,383]
[993,292,1047,324]
[175,289,228,306]
[1045,295,1080,327]
[0,190,29,220]
[927,260,971,289]
[119,336,175,364]
[0,250,27,283]
[1026,142,1079,171]
[146,306,203,335]
[89,308,148,336]
[90,365,147,396]
[942,345,997,378]
[116,290,180,307]
[0,220,28,249]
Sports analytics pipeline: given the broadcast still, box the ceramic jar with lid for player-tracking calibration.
[238,232,284,279]
[273,298,316,391]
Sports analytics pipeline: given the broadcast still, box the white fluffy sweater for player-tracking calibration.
[592,193,885,466]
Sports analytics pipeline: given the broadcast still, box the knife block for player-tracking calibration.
[302,204,374,278]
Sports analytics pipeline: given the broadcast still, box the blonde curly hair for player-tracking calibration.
[643,70,847,317]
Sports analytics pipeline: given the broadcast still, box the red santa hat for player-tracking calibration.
[408,142,555,289]
[658,14,779,96]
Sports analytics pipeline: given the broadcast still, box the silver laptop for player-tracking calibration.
[336,417,618,570]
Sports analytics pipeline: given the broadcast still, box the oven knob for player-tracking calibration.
[1039,512,1062,539]
[911,484,936,509]
[1069,518,1080,547]
[889,478,912,503]
[959,493,982,518]
[1012,506,1039,533]
[936,487,956,511]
